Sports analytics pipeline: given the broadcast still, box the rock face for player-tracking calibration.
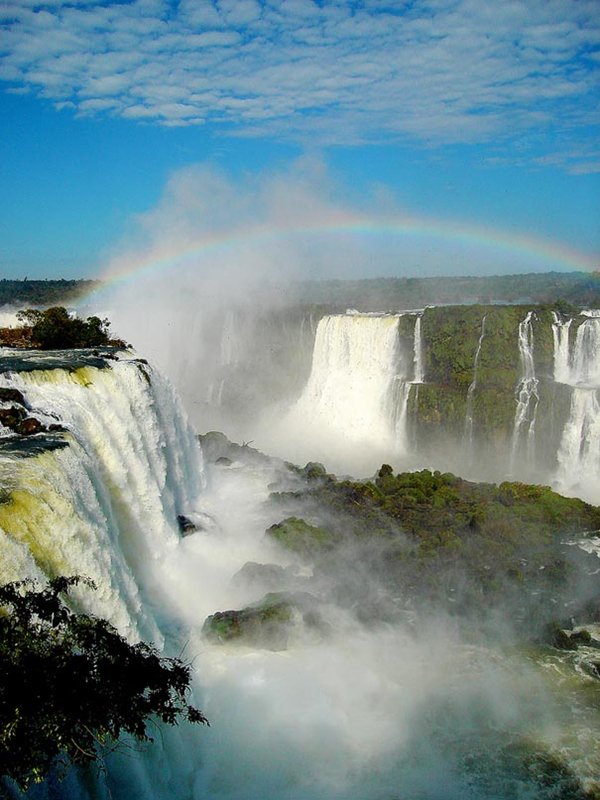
[177,515,198,536]
[0,404,50,437]
[176,511,219,537]
[202,592,322,650]
[0,388,26,406]
[266,516,336,555]
[393,304,600,486]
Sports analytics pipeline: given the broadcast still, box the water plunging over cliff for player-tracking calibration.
[413,314,424,384]
[260,313,413,474]
[510,311,540,473]
[555,315,600,500]
[551,312,572,384]
[463,315,487,460]
[0,354,205,641]
[1,347,600,798]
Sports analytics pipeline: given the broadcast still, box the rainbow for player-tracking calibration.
[84,212,598,301]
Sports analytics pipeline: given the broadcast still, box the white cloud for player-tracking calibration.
[0,0,598,157]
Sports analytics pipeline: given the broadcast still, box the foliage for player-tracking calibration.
[269,467,600,632]
[267,516,336,554]
[15,307,112,349]
[203,591,324,651]
[0,280,100,308]
[297,271,599,310]
[0,576,207,791]
[203,593,295,649]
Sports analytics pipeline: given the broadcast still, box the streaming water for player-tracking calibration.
[551,312,572,384]
[413,314,424,384]
[511,311,539,473]
[554,316,600,502]
[463,314,487,460]
[1,350,600,799]
[260,313,412,474]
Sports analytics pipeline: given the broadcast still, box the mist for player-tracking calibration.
[85,157,584,465]
[56,158,600,796]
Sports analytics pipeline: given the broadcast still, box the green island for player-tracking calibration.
[203,450,600,648]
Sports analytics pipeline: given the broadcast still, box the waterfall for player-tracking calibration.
[555,315,600,501]
[2,342,600,797]
[413,314,424,384]
[0,352,214,798]
[510,312,539,472]
[272,313,411,473]
[0,355,205,641]
[463,314,487,458]
[570,315,600,387]
[551,312,572,384]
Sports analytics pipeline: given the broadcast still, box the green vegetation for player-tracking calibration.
[12,307,112,349]
[267,516,336,555]
[409,304,572,461]
[203,591,322,650]
[0,577,207,791]
[270,466,600,632]
[297,271,600,310]
[0,280,101,308]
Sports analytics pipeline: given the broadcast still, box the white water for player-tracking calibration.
[554,316,600,502]
[463,314,487,459]
[551,312,572,384]
[1,351,600,798]
[413,314,424,384]
[510,311,539,473]
[0,356,205,641]
[258,313,412,475]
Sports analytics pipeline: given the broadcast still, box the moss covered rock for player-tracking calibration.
[202,592,322,650]
[266,516,337,554]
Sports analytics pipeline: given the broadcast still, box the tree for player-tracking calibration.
[0,577,207,791]
[14,307,112,349]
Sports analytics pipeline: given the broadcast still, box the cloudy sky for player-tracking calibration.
[0,0,599,279]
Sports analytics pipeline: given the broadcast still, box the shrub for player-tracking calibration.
[0,576,207,790]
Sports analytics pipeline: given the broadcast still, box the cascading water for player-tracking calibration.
[1,346,600,799]
[463,314,487,461]
[551,312,572,384]
[413,314,424,384]
[511,311,539,473]
[260,313,413,475]
[0,353,205,640]
[555,315,600,502]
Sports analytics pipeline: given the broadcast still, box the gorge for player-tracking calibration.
[0,295,599,799]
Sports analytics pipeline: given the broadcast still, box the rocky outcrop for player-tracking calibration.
[202,591,323,650]
[405,304,587,475]
[266,516,337,555]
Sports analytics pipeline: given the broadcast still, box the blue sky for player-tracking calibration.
[0,0,599,280]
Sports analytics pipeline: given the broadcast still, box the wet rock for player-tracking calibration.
[16,417,44,436]
[548,623,580,651]
[266,516,336,555]
[177,514,199,536]
[202,591,323,650]
[302,462,329,482]
[177,511,219,537]
[582,660,600,680]
[198,431,275,468]
[570,629,592,646]
[0,388,26,406]
[0,405,27,429]
[215,456,233,466]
